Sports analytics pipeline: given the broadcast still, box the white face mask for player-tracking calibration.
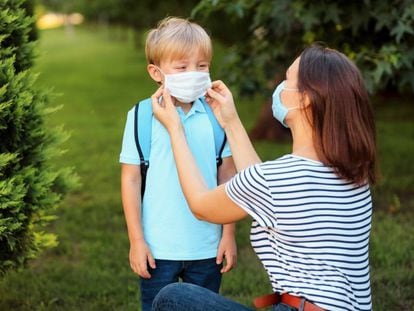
[159,69,212,103]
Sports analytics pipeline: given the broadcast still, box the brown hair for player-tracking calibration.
[145,17,212,65]
[298,44,378,185]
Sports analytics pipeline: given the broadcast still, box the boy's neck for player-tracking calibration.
[174,99,193,114]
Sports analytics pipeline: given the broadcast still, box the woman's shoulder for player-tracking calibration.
[258,154,340,180]
[261,154,325,169]
[259,154,370,190]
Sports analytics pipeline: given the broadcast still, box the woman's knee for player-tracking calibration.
[152,283,196,310]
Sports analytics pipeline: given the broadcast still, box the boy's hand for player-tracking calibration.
[151,86,182,133]
[216,234,237,273]
[129,239,156,279]
[205,80,238,129]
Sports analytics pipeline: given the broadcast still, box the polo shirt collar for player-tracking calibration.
[177,98,206,119]
[192,98,206,113]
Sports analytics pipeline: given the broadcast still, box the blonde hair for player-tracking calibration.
[145,17,212,65]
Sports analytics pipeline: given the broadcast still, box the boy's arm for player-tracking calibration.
[216,156,237,273]
[121,164,155,278]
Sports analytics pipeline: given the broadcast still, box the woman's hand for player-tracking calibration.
[151,86,182,133]
[205,80,238,129]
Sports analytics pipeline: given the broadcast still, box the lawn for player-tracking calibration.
[0,26,413,310]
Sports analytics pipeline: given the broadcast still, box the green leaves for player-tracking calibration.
[194,0,414,95]
[391,17,414,43]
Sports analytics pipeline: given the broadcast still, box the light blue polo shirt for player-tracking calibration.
[120,98,231,260]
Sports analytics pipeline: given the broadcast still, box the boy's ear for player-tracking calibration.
[147,64,163,83]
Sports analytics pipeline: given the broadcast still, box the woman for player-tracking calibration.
[150,44,377,311]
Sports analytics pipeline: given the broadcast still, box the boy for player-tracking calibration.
[119,17,237,311]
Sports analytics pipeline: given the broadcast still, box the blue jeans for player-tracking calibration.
[273,303,297,311]
[140,258,222,311]
[152,283,298,311]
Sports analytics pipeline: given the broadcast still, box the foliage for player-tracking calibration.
[40,0,201,30]
[21,0,38,41]
[0,0,77,275]
[38,0,79,13]
[193,0,414,95]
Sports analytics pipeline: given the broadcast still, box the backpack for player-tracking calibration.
[133,97,227,198]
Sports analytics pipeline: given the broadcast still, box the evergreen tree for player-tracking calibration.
[0,0,77,275]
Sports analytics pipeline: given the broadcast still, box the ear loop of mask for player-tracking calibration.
[282,85,300,111]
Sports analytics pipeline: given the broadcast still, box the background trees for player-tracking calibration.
[192,0,414,139]
[40,0,414,96]
[0,0,77,275]
[43,0,412,139]
[194,0,414,95]
[40,0,201,32]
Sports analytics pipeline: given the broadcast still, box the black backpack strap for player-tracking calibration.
[216,135,227,167]
[134,103,149,198]
[134,103,144,165]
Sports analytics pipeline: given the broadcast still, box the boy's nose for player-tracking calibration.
[186,65,198,71]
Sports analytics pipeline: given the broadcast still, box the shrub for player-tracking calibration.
[0,0,77,275]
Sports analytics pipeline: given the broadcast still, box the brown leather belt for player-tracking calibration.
[253,293,324,311]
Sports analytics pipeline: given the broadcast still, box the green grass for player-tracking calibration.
[0,26,413,310]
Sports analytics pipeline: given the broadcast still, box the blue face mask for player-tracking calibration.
[271,80,299,128]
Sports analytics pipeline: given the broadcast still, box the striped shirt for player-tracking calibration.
[225,155,372,311]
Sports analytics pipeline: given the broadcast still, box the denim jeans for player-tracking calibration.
[152,283,299,311]
[140,258,222,311]
[273,303,297,311]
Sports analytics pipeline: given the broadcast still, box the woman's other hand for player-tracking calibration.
[206,80,238,129]
[151,86,182,133]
